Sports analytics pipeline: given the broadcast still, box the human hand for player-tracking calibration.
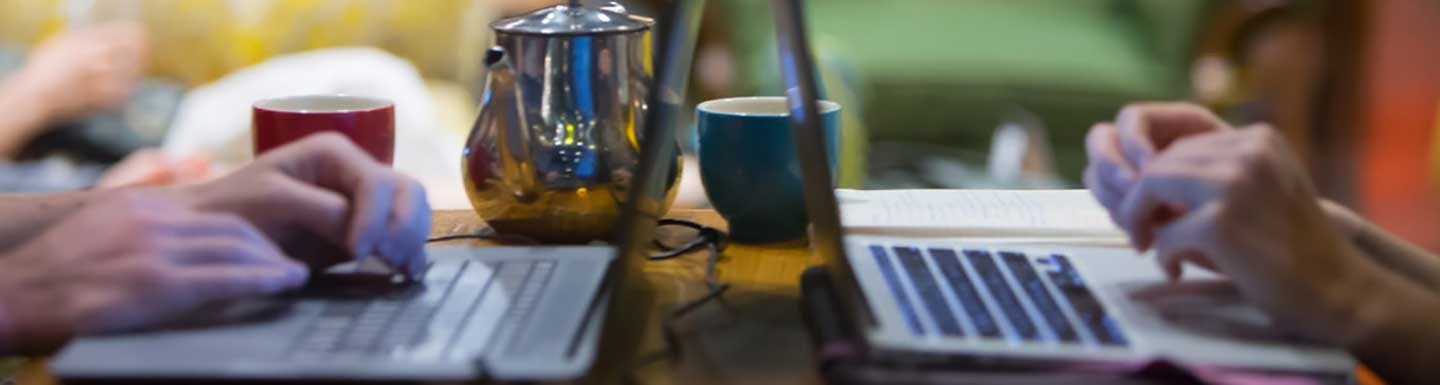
[10,22,148,121]
[1083,103,1232,216]
[1108,125,1393,342]
[1085,104,1367,265]
[174,134,430,277]
[0,192,307,354]
[1082,103,1376,256]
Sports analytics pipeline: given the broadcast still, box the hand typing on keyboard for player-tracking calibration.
[172,133,431,278]
[0,135,429,355]
[1084,102,1440,384]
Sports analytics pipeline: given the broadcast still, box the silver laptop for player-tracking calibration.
[770,0,1354,375]
[51,1,704,381]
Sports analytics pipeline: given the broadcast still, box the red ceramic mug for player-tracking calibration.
[252,95,395,165]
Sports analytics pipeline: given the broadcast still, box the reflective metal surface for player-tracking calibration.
[490,2,650,36]
[464,4,678,243]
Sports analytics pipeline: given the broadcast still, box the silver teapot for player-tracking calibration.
[463,1,679,243]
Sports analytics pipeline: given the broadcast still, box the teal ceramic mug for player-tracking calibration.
[697,96,840,243]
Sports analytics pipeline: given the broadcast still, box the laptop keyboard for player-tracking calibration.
[894,247,964,336]
[871,245,1127,347]
[1001,251,1080,343]
[963,249,1040,341]
[290,259,557,357]
[1041,253,1128,346]
[928,249,1001,338]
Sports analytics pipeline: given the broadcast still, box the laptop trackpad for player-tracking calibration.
[1124,280,1326,347]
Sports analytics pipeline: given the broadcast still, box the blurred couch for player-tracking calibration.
[719,0,1215,183]
[0,0,505,206]
[0,0,494,144]
[0,0,496,89]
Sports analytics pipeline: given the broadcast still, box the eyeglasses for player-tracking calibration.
[650,218,728,289]
[646,218,732,364]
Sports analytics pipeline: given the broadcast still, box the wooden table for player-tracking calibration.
[17,209,826,385]
[13,209,1395,385]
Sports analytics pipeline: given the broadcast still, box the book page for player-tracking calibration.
[836,189,1127,240]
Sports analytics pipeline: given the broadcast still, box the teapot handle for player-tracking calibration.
[601,2,627,14]
[570,0,628,15]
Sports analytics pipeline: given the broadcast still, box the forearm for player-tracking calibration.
[1342,274,1440,384]
[0,192,102,355]
[1352,222,1440,291]
[0,75,55,159]
[1321,200,1440,291]
[0,298,18,355]
[0,191,103,251]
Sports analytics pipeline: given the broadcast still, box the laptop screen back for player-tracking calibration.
[611,0,703,284]
[771,0,874,324]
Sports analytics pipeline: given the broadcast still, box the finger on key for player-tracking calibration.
[1151,204,1220,281]
[381,177,430,278]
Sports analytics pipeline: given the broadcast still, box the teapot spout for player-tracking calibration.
[484,46,512,75]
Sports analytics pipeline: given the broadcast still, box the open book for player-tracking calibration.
[836,189,1131,247]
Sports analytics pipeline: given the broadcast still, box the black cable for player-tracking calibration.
[639,218,733,369]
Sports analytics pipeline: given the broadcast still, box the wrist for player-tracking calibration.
[0,268,49,356]
[1336,272,1440,383]
[1325,258,1399,348]
[138,183,225,221]
[0,296,68,356]
[1327,251,1439,348]
[1291,204,1379,344]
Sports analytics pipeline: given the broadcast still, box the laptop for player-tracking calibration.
[770,0,1355,375]
[50,1,704,382]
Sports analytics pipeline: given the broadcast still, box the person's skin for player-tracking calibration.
[1085,103,1440,384]
[94,150,212,189]
[0,21,213,187]
[0,22,148,159]
[0,133,430,354]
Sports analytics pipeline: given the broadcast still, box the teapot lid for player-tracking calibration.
[491,2,651,35]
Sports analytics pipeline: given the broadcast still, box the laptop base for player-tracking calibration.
[799,266,1351,385]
